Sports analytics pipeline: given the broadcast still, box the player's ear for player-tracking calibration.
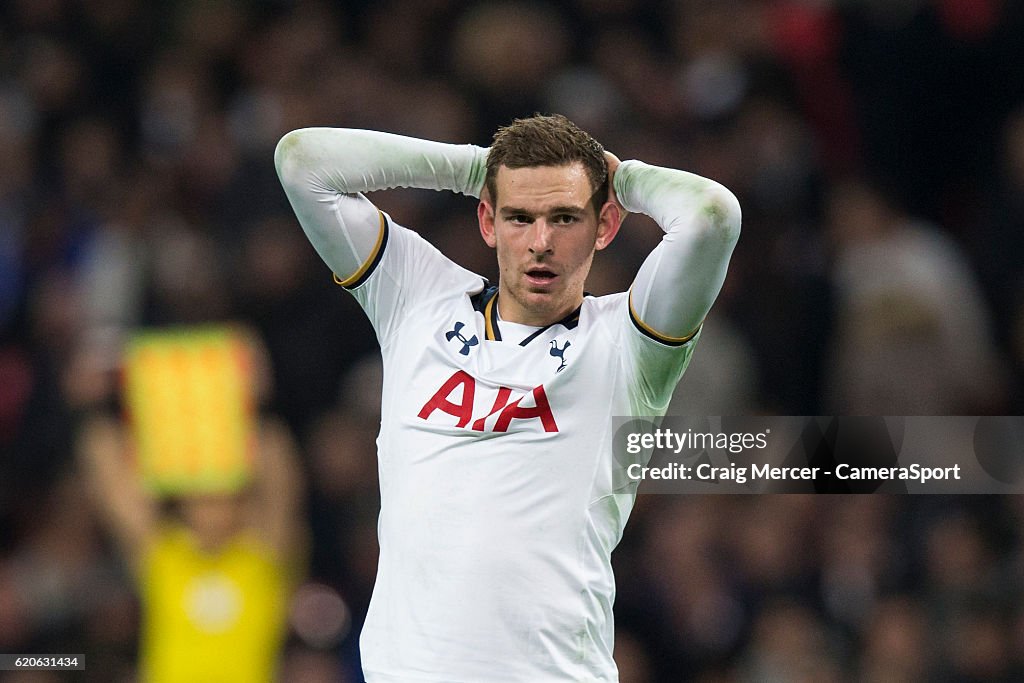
[478,198,497,248]
[594,201,621,251]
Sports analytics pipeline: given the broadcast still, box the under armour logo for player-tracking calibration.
[549,339,571,372]
[445,321,479,356]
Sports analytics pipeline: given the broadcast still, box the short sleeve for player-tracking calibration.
[620,295,702,413]
[342,213,483,347]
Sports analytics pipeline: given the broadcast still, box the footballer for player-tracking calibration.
[276,114,740,682]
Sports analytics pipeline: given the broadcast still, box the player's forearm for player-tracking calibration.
[275,127,487,197]
[619,160,741,339]
[274,128,488,280]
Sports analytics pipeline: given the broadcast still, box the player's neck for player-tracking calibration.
[495,288,583,328]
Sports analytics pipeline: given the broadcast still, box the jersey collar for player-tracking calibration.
[471,281,582,345]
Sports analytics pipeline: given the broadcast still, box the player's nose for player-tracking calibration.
[527,220,554,255]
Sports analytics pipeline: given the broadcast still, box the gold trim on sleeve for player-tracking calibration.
[333,210,387,287]
[628,290,700,345]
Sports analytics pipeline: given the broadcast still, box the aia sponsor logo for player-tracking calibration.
[417,370,558,433]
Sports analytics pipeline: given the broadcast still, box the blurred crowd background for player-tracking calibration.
[2,0,1024,680]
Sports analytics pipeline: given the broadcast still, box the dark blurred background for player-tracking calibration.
[1,0,1024,681]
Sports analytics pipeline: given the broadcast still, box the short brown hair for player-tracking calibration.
[485,114,607,211]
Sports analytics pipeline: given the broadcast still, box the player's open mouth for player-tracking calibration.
[525,269,557,287]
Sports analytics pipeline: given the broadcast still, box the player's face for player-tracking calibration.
[478,163,620,326]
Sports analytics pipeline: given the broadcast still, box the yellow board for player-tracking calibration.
[123,327,255,495]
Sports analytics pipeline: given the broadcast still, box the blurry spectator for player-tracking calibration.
[943,606,1015,683]
[819,497,901,633]
[450,1,570,133]
[667,314,759,416]
[824,177,1006,414]
[739,599,844,683]
[858,596,930,683]
[974,107,1024,404]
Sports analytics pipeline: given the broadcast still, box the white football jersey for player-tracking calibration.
[346,212,698,682]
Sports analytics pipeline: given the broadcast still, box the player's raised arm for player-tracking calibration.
[274,128,488,284]
[616,158,741,343]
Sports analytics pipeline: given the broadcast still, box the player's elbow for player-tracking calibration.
[274,129,312,187]
[701,185,741,243]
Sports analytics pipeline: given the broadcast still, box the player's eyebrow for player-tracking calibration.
[548,205,586,216]
[499,206,532,217]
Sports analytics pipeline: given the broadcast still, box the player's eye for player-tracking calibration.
[508,214,532,225]
[553,214,579,225]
